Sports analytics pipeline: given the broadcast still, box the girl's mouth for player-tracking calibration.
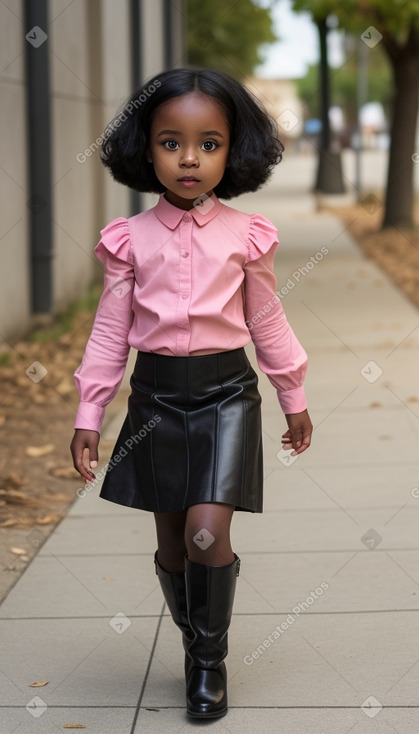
[177,176,201,187]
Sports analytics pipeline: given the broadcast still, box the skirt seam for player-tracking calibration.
[182,410,190,507]
[212,353,223,502]
[151,358,159,511]
[241,397,248,509]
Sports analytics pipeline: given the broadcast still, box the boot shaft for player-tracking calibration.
[185,554,240,668]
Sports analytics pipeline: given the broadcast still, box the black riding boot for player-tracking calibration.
[185,553,240,719]
[154,552,194,675]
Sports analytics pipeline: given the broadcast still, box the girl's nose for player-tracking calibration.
[179,147,199,167]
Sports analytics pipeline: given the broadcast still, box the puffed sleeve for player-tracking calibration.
[245,213,279,263]
[73,218,135,432]
[244,215,308,414]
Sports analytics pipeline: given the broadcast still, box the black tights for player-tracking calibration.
[154,503,235,572]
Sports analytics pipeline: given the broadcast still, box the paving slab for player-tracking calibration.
[133,706,419,734]
[1,708,136,734]
[230,506,419,553]
[0,616,157,706]
[37,512,157,556]
[141,613,419,708]
[0,553,162,619]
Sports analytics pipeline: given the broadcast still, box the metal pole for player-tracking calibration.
[24,0,53,318]
[129,0,143,216]
[355,38,368,198]
[163,0,173,69]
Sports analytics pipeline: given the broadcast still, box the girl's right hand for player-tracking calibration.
[70,429,100,482]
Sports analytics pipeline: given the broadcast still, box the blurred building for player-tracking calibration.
[0,0,185,342]
[244,77,304,141]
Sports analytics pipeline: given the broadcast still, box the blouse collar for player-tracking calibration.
[154,192,223,230]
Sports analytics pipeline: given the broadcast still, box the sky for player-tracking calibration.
[255,0,344,79]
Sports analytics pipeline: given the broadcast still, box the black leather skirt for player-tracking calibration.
[99,348,263,513]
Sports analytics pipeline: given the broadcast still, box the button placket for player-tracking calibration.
[176,218,192,350]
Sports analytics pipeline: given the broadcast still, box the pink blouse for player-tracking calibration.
[74,193,308,432]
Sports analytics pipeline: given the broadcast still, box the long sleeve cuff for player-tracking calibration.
[74,402,105,432]
[277,385,308,415]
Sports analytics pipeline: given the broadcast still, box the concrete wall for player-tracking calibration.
[0,0,185,345]
[0,3,31,341]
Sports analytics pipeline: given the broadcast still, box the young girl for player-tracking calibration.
[70,67,312,720]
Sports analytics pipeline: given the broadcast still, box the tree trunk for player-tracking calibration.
[314,17,345,194]
[382,40,419,229]
[318,17,331,151]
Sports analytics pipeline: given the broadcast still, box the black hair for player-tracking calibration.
[100,67,284,200]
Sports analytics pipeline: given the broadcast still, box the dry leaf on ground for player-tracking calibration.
[8,473,28,488]
[0,489,44,507]
[25,443,55,458]
[28,681,49,687]
[0,518,36,528]
[36,514,62,525]
[48,466,80,480]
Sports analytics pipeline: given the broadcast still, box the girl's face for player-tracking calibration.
[147,92,230,210]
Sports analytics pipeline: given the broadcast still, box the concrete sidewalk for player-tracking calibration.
[1,153,419,733]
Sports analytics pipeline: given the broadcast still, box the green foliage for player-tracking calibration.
[0,352,11,366]
[28,285,102,342]
[298,40,392,124]
[292,0,419,38]
[186,0,277,78]
[291,0,419,228]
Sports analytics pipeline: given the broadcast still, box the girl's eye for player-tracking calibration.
[164,140,179,150]
[202,140,217,151]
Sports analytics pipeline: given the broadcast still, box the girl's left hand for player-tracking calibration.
[282,409,313,455]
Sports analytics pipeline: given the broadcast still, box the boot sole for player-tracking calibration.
[187,707,228,719]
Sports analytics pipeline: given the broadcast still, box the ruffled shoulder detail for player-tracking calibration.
[246,214,279,263]
[94,217,132,264]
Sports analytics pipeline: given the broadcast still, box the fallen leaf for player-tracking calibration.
[63,725,86,729]
[0,489,43,507]
[28,681,49,687]
[16,375,31,387]
[33,393,47,404]
[0,519,18,528]
[48,466,80,480]
[36,514,61,525]
[55,379,74,396]
[25,443,55,458]
[10,547,27,556]
[8,472,28,488]
[0,518,37,528]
